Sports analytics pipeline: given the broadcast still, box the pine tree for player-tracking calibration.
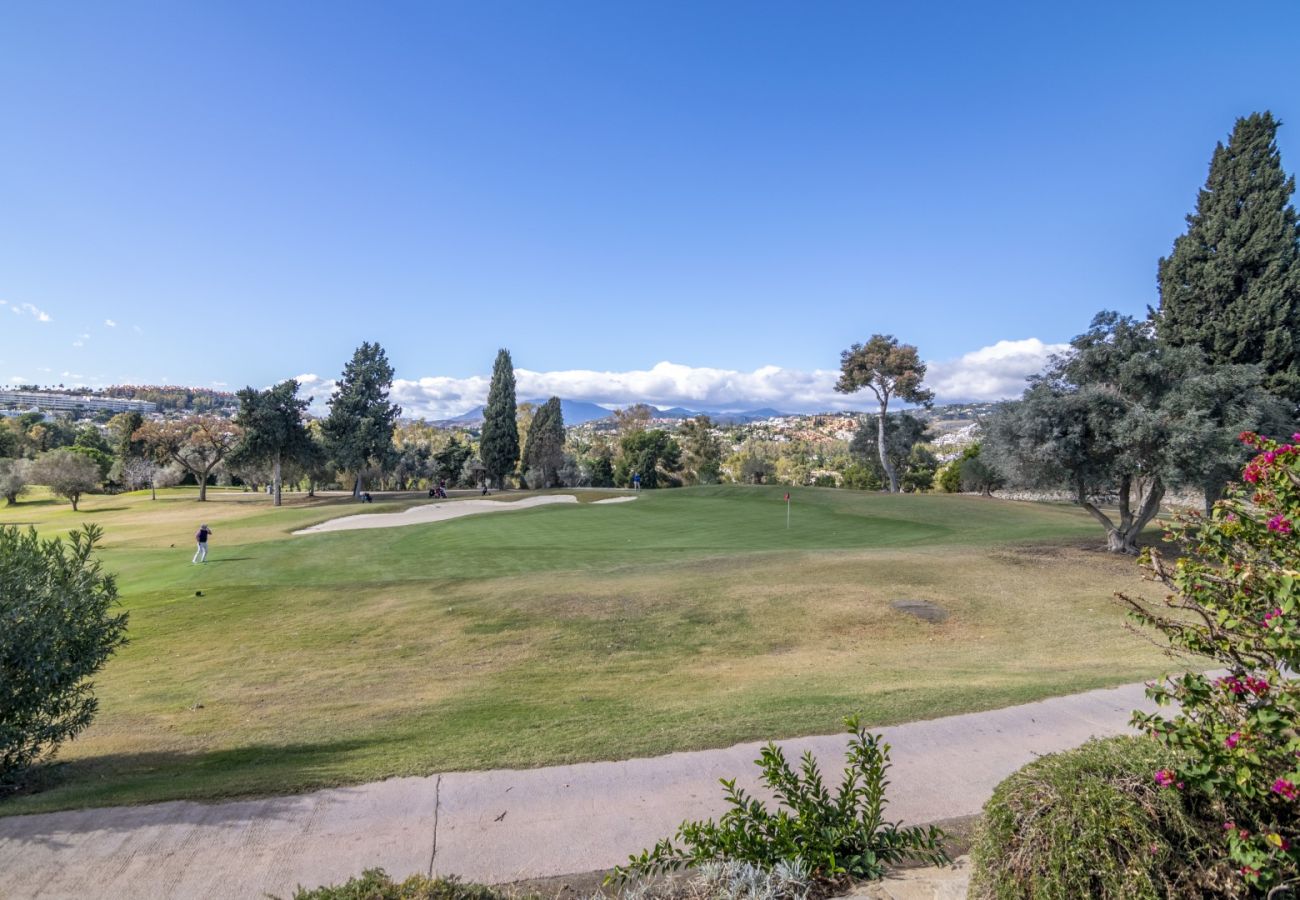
[480,349,519,489]
[232,380,314,506]
[523,396,566,487]
[834,335,934,492]
[1158,112,1300,402]
[322,342,400,497]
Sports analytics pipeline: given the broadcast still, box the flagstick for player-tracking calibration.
[786,497,791,529]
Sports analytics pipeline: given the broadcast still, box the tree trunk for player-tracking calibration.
[198,468,209,501]
[71,493,79,511]
[273,453,282,507]
[1077,476,1165,553]
[1204,478,1226,517]
[151,480,156,501]
[877,401,898,493]
[353,473,362,499]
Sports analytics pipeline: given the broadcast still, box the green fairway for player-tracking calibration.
[1,485,1174,815]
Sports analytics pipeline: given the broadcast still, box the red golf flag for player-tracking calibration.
[784,492,790,501]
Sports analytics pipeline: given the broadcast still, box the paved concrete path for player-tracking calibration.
[0,681,1156,899]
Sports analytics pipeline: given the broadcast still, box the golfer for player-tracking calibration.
[193,524,213,563]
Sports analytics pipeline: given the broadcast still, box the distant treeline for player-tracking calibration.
[98,385,237,412]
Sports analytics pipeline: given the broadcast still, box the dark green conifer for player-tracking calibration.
[322,342,400,497]
[480,349,519,488]
[523,396,565,487]
[1158,112,1300,402]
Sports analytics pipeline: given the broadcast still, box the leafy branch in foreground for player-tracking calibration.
[608,716,948,886]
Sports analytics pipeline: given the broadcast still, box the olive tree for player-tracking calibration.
[29,449,102,511]
[0,458,29,506]
[0,524,128,784]
[985,311,1280,552]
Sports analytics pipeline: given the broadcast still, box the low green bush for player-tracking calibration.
[610,716,948,887]
[288,869,513,900]
[969,736,1244,899]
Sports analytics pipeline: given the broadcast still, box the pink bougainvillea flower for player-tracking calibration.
[1244,466,1261,483]
[1264,608,1284,627]
[1247,676,1270,696]
[1226,732,1242,749]
[1272,778,1297,800]
[1154,769,1175,787]
[1267,515,1292,535]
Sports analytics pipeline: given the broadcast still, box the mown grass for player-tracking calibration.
[1,485,1176,815]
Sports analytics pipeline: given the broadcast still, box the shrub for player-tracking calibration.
[609,716,948,886]
[287,870,512,900]
[970,737,1244,899]
[1119,431,1300,890]
[0,524,128,786]
[840,464,879,491]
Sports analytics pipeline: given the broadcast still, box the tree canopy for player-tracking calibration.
[134,416,242,502]
[0,524,128,785]
[985,311,1278,552]
[835,335,934,493]
[1158,111,1300,403]
[522,396,565,488]
[233,379,314,506]
[322,342,400,497]
[479,349,520,489]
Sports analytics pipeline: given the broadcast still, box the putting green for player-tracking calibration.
[0,485,1173,815]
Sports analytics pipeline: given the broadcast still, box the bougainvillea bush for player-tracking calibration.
[1121,432,1300,892]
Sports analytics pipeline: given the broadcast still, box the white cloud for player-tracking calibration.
[9,302,52,322]
[105,319,117,327]
[132,325,143,334]
[288,339,1063,422]
[373,343,1040,419]
[925,338,1068,402]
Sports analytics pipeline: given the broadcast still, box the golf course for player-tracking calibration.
[1,485,1173,816]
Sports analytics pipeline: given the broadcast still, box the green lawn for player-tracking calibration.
[2,485,1175,815]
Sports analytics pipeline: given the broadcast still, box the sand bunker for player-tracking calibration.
[294,495,581,535]
[592,496,638,504]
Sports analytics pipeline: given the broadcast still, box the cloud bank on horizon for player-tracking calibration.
[294,337,1067,420]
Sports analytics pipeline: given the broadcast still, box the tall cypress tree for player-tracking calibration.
[479,349,519,489]
[322,342,401,497]
[1158,112,1300,402]
[523,396,566,487]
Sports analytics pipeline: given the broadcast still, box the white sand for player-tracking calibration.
[592,496,638,504]
[294,495,581,534]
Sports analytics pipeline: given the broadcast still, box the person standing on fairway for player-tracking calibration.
[193,524,213,563]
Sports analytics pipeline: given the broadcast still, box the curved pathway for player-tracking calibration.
[0,680,1156,898]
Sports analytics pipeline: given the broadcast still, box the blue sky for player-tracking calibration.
[2,2,1298,416]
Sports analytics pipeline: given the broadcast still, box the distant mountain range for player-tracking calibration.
[433,400,791,427]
